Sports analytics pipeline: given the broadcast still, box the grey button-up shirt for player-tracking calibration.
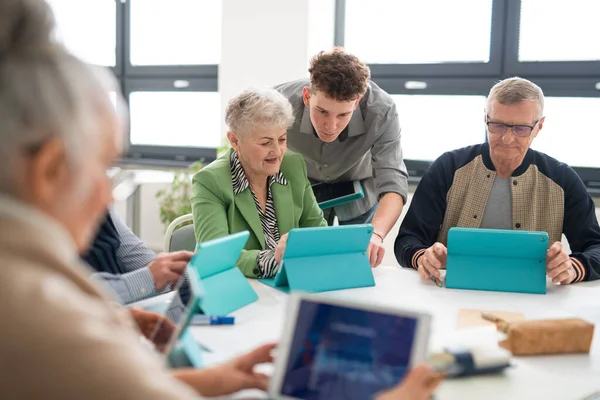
[275,78,409,220]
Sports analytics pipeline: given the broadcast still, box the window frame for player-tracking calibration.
[111,0,220,166]
[121,78,219,166]
[336,0,506,77]
[123,0,220,78]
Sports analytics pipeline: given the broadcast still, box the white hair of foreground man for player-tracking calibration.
[225,88,295,136]
[0,0,127,195]
[486,77,545,119]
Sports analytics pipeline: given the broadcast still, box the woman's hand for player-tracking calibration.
[274,233,289,265]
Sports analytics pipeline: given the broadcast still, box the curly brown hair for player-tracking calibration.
[308,47,371,102]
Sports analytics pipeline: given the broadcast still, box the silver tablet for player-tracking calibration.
[269,293,431,400]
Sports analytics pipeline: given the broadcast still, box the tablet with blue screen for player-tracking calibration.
[269,293,431,400]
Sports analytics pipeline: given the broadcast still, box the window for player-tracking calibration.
[337,0,600,189]
[519,0,600,62]
[129,0,222,66]
[129,92,221,148]
[504,0,600,76]
[49,0,222,165]
[48,0,116,67]
[394,95,486,162]
[345,0,494,65]
[121,0,221,164]
[530,97,600,169]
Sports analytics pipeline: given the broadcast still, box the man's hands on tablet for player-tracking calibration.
[376,365,443,400]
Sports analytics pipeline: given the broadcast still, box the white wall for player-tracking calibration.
[119,0,335,251]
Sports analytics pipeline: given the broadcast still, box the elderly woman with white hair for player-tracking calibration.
[191,89,328,278]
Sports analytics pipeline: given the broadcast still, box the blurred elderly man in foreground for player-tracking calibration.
[0,0,275,398]
[395,77,600,285]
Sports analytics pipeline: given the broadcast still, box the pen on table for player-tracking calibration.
[429,273,443,288]
[191,315,235,326]
[481,312,510,333]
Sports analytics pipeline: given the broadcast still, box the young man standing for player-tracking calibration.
[276,48,408,267]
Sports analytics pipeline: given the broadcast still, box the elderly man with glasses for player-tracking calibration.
[395,77,600,285]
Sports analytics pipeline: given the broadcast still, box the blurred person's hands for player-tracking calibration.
[129,308,176,352]
[176,343,276,397]
[376,365,444,400]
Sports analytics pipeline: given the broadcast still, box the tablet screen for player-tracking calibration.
[311,181,356,203]
[280,299,418,400]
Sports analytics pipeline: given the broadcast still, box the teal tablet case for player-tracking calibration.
[260,225,375,293]
[189,231,258,315]
[316,181,364,210]
[168,264,205,368]
[169,329,204,368]
[445,227,548,294]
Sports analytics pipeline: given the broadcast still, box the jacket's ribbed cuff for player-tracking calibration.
[411,248,427,270]
[570,257,586,283]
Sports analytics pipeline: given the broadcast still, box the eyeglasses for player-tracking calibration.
[486,116,540,138]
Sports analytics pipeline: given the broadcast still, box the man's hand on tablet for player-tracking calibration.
[417,242,447,281]
[148,250,194,291]
[376,365,443,400]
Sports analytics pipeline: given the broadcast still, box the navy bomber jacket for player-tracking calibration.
[395,142,600,282]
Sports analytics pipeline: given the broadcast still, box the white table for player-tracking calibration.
[189,266,600,400]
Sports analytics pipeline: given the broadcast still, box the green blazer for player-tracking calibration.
[191,148,327,278]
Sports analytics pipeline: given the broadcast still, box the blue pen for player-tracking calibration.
[191,315,235,325]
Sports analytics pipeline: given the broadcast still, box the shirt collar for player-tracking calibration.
[299,103,367,139]
[230,151,288,195]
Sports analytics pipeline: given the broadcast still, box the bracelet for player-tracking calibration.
[373,231,384,242]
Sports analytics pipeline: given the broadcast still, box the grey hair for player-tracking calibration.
[486,77,545,119]
[225,88,295,136]
[0,0,127,195]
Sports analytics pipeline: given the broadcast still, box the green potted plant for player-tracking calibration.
[155,161,204,231]
[156,139,230,231]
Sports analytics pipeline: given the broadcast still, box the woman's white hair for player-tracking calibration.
[225,88,295,136]
[0,0,127,194]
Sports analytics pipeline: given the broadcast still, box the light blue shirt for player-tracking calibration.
[91,209,166,304]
